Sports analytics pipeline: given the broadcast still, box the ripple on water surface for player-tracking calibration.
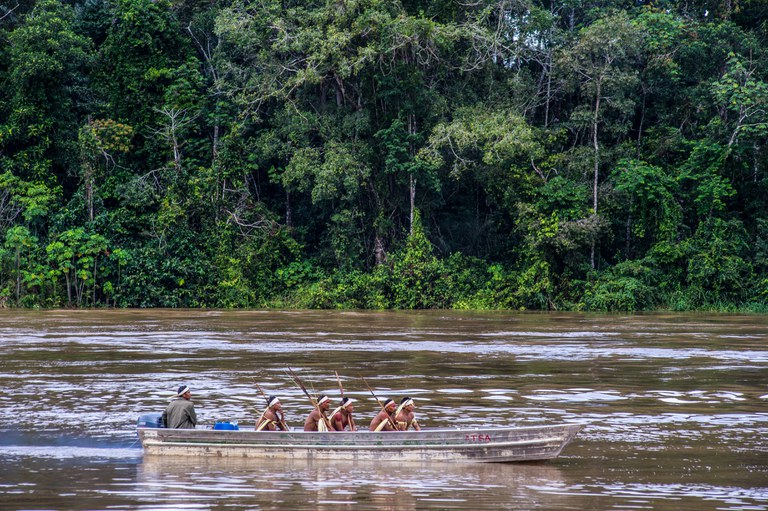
[0,310,766,510]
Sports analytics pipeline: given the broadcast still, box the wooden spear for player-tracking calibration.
[287,368,332,430]
[360,375,398,431]
[252,378,288,431]
[335,370,344,398]
[335,371,356,431]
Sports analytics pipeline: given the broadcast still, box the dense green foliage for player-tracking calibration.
[1,0,767,311]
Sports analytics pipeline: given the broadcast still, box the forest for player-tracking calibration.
[1,0,767,310]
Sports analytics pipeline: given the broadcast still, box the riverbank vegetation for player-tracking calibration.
[1,0,767,311]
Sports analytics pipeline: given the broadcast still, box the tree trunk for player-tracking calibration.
[172,130,181,173]
[64,270,72,307]
[408,114,416,235]
[409,174,416,236]
[593,85,601,216]
[15,251,20,303]
[85,167,94,222]
[75,269,84,307]
[334,74,345,107]
[755,142,760,183]
[93,256,98,306]
[374,235,386,265]
[285,189,293,228]
[544,51,552,128]
[591,83,601,269]
[723,0,733,19]
[625,196,633,259]
[637,86,646,156]
[212,124,220,163]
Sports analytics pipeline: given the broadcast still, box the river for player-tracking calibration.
[0,310,766,510]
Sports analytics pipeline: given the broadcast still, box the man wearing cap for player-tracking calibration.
[303,394,332,432]
[256,396,288,431]
[329,397,356,431]
[369,398,397,432]
[395,396,421,431]
[162,385,197,429]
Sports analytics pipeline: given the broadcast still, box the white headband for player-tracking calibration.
[177,386,190,396]
[268,396,280,407]
[402,398,414,407]
[317,396,329,405]
[342,398,354,408]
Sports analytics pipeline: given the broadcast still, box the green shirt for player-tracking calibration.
[162,397,197,429]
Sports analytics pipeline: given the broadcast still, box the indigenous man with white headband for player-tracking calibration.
[329,397,357,431]
[303,394,332,431]
[395,396,420,431]
[256,395,288,431]
[162,384,197,429]
[369,398,397,431]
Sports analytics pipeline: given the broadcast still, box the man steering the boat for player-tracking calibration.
[256,395,288,431]
[303,394,332,431]
[162,384,197,429]
[369,398,397,431]
[329,397,356,431]
[395,397,420,431]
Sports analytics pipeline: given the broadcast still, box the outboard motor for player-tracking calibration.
[137,412,165,428]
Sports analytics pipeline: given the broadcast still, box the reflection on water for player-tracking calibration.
[0,310,766,510]
[135,456,568,510]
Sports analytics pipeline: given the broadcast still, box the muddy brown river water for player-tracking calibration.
[0,310,766,510]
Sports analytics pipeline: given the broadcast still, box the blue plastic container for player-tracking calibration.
[213,421,239,430]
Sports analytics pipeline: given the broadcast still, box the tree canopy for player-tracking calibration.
[0,0,767,311]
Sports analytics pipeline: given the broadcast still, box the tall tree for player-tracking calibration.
[215,0,475,263]
[94,0,203,171]
[0,0,92,187]
[557,11,642,268]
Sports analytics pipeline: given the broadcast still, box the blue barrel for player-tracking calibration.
[213,421,239,430]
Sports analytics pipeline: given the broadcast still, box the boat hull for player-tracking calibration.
[138,423,583,463]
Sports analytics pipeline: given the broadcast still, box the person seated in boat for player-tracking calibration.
[395,397,420,431]
[303,394,332,431]
[329,397,356,431]
[256,395,288,431]
[162,384,197,429]
[369,398,397,431]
